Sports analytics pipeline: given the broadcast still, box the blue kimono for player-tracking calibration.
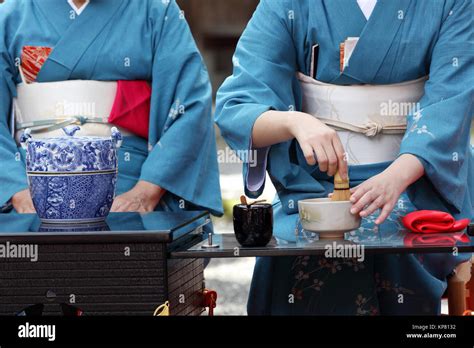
[0,0,223,215]
[216,0,473,315]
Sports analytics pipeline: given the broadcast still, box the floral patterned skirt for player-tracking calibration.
[247,194,469,315]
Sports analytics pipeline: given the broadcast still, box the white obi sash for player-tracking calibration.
[297,73,427,165]
[13,68,131,143]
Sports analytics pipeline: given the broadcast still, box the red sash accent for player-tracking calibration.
[108,80,151,139]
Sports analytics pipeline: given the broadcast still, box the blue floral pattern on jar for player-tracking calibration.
[25,137,118,173]
[21,126,121,223]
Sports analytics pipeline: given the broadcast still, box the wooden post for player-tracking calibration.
[447,261,472,316]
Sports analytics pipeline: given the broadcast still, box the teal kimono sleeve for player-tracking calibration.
[400,0,473,219]
[215,0,299,199]
[139,1,223,216]
[0,20,28,207]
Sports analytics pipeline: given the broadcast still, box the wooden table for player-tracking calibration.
[0,211,210,316]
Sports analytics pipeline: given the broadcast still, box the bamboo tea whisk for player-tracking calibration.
[331,171,351,201]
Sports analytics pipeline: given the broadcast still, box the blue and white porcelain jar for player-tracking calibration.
[21,126,122,224]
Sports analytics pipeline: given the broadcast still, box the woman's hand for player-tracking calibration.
[289,112,348,179]
[11,189,36,214]
[350,154,425,225]
[111,181,165,213]
[349,171,406,225]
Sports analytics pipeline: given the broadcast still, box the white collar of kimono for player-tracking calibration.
[357,0,377,20]
[67,0,90,16]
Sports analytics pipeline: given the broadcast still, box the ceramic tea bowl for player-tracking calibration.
[298,198,361,239]
[21,126,122,224]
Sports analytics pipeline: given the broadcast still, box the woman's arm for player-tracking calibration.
[251,111,293,148]
[350,154,424,224]
[114,0,222,215]
[350,0,473,223]
[11,189,35,214]
[253,110,348,179]
[0,5,34,213]
[111,181,165,213]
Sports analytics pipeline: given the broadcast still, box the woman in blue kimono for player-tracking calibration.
[0,0,223,216]
[216,0,473,315]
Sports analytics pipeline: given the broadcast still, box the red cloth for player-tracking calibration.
[108,80,151,139]
[402,210,470,234]
[21,46,52,83]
